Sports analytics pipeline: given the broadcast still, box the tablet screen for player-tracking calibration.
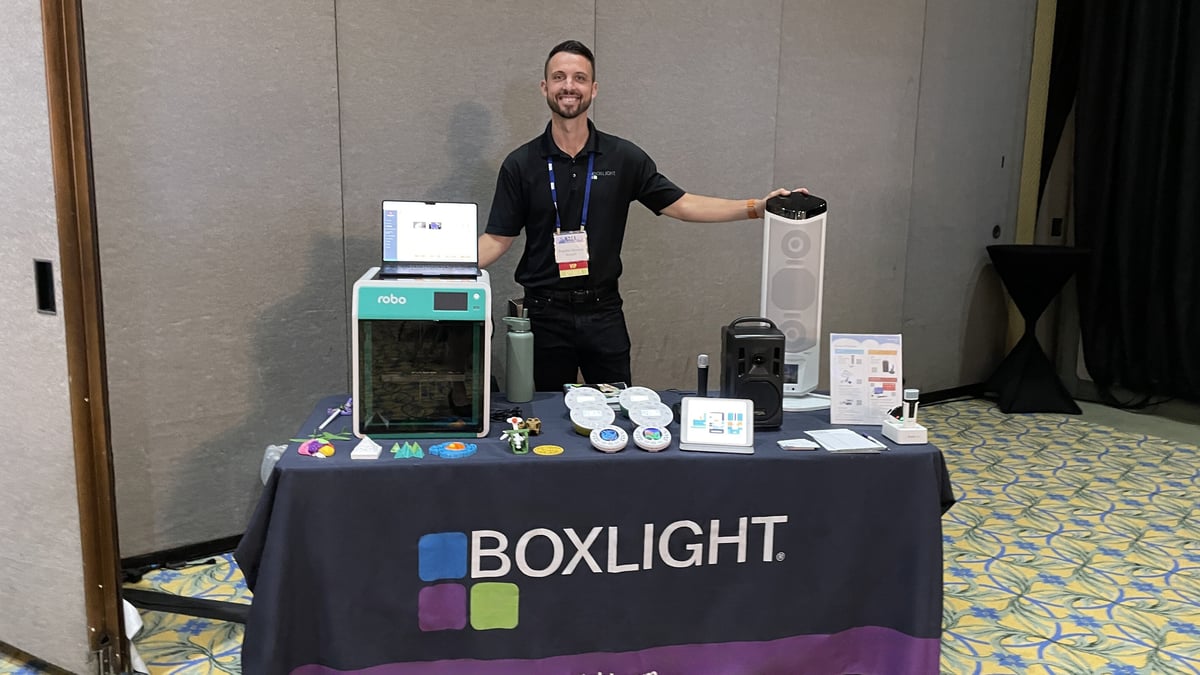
[679,397,754,447]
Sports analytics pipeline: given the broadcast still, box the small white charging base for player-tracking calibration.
[882,417,928,445]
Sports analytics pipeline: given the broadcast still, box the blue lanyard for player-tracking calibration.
[547,152,595,233]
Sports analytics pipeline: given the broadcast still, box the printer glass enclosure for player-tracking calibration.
[357,318,486,436]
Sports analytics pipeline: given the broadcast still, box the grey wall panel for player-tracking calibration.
[596,0,783,389]
[775,0,927,389]
[0,2,91,672]
[336,0,594,386]
[84,0,345,554]
[902,0,1037,392]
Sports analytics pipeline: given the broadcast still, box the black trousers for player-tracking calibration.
[522,287,631,391]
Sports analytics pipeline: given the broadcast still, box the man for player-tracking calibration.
[480,40,802,391]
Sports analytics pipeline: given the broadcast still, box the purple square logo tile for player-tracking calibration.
[418,583,467,631]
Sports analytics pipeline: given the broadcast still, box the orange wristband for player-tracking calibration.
[746,199,758,220]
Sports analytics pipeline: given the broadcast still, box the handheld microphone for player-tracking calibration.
[903,388,920,427]
[697,354,709,397]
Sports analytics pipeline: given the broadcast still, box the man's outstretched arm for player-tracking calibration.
[660,188,807,223]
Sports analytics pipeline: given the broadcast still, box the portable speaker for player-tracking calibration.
[761,192,828,411]
[720,317,784,429]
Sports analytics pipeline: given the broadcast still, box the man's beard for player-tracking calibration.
[547,94,591,119]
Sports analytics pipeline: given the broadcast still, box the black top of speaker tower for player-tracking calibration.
[766,192,827,220]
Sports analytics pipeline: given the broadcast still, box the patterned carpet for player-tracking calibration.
[936,400,1200,674]
[2,398,1198,674]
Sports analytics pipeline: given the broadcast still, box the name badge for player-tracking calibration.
[553,230,590,278]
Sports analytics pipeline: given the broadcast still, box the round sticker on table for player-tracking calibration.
[533,444,564,456]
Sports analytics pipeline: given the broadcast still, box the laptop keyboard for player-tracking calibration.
[381,265,477,278]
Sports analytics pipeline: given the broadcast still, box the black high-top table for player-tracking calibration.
[986,244,1091,413]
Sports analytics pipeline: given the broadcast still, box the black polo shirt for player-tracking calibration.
[485,119,685,291]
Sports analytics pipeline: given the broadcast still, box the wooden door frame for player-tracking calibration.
[40,0,127,670]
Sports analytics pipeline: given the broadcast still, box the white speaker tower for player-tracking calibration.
[760,193,830,412]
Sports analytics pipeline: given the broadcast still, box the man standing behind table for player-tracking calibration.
[479,39,806,392]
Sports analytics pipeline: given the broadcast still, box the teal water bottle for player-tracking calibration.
[502,315,534,403]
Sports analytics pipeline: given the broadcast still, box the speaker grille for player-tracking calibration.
[741,380,782,420]
[780,229,812,259]
[762,212,826,393]
[769,268,817,313]
[778,319,813,352]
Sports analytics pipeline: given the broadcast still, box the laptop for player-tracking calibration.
[379,200,479,278]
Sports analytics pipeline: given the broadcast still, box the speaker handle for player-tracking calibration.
[729,316,778,331]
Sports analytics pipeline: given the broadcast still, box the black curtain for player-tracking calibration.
[1074,1,1200,402]
[1039,0,1081,203]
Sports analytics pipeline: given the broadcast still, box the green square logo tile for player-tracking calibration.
[470,582,519,630]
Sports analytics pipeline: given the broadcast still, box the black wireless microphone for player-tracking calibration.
[697,354,709,397]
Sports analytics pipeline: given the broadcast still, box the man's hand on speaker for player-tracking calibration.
[752,187,810,219]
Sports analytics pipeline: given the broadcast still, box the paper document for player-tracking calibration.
[829,333,903,425]
[805,429,887,453]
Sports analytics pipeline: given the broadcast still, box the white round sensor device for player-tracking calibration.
[632,425,671,452]
[589,425,629,453]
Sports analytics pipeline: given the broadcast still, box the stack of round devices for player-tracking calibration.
[570,405,615,436]
[566,386,676,452]
[618,386,660,416]
[565,387,616,437]
[565,387,608,409]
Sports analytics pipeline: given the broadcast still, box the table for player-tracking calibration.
[236,393,955,675]
[985,244,1091,413]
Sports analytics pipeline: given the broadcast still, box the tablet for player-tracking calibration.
[677,397,755,455]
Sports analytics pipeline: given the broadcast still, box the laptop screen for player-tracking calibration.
[382,200,477,264]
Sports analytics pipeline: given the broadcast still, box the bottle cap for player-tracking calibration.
[502,316,531,331]
[903,388,920,401]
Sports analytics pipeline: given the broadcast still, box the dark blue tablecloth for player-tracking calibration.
[236,392,955,675]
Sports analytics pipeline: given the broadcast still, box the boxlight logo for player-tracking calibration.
[418,532,518,631]
[416,516,788,633]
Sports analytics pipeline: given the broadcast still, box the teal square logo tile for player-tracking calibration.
[470,582,519,630]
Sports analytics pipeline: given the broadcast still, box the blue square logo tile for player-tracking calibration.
[419,532,468,581]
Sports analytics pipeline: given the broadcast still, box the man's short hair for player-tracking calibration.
[544,40,595,79]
